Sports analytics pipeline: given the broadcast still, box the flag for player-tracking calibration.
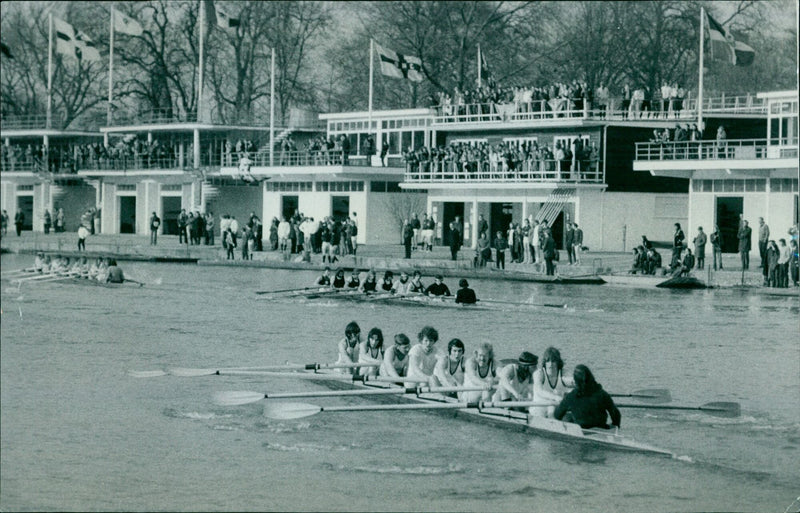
[375,43,423,82]
[478,46,496,88]
[0,42,13,59]
[215,7,240,29]
[706,12,754,66]
[53,17,101,62]
[113,9,144,36]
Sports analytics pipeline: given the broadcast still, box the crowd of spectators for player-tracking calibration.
[265,211,359,262]
[432,80,689,121]
[403,138,599,179]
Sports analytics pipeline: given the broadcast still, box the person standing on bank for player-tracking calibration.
[149,212,160,246]
[77,224,89,251]
[14,208,25,236]
[758,217,770,284]
[380,139,389,167]
[402,219,414,259]
[565,222,575,265]
[672,223,685,267]
[450,216,463,261]
[693,226,707,269]
[573,223,583,266]
[44,209,52,235]
[710,225,723,270]
[738,219,752,270]
[543,229,556,276]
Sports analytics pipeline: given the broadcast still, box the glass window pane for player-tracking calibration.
[413,131,424,149]
[401,132,412,153]
[389,132,400,154]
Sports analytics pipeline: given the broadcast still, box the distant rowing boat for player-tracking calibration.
[272,370,674,457]
[600,273,707,289]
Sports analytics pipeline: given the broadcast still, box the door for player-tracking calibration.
[119,196,136,234]
[281,195,298,221]
[331,196,349,222]
[442,202,465,246]
[490,202,514,240]
[16,196,33,231]
[716,196,743,253]
[162,197,181,235]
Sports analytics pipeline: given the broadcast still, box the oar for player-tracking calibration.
[261,400,741,420]
[1,267,36,277]
[215,385,490,406]
[129,361,380,378]
[611,389,671,404]
[255,286,317,296]
[124,278,145,287]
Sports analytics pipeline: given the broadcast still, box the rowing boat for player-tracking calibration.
[265,369,675,457]
[57,277,142,288]
[600,273,707,289]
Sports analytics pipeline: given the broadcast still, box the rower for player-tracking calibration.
[390,271,410,295]
[359,269,378,293]
[346,269,360,289]
[379,270,394,292]
[461,342,496,402]
[406,326,440,387]
[424,274,451,297]
[96,257,110,282]
[335,321,361,375]
[407,270,425,294]
[493,352,537,410]
[106,259,125,283]
[554,364,621,430]
[433,338,465,393]
[454,278,477,304]
[531,346,573,418]
[315,266,332,287]
[332,268,346,289]
[33,252,45,273]
[358,327,384,377]
[41,255,52,274]
[380,333,411,379]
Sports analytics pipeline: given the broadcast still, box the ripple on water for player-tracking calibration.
[321,462,465,476]
[262,441,353,452]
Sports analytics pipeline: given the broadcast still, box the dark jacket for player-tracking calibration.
[554,385,621,429]
[455,288,477,304]
[738,226,752,252]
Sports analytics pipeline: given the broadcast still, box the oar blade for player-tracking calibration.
[128,370,167,378]
[702,402,741,418]
[214,391,265,406]
[263,402,322,420]
[168,367,219,377]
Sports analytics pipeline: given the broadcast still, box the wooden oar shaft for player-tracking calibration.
[264,385,489,399]
[255,286,315,295]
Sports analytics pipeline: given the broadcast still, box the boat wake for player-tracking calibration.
[262,441,353,452]
[163,409,234,421]
[255,420,312,434]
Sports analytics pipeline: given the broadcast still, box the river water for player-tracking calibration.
[1,254,798,512]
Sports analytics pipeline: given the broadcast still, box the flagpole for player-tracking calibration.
[697,6,704,133]
[47,13,53,130]
[269,46,275,167]
[368,39,374,143]
[107,5,115,132]
[477,44,482,89]
[198,2,204,123]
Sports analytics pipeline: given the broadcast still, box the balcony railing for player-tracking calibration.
[403,159,602,184]
[1,113,67,130]
[635,138,799,161]
[433,95,767,125]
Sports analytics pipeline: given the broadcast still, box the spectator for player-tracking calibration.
[710,225,723,270]
[777,238,790,288]
[14,208,24,236]
[693,226,707,269]
[493,230,507,269]
[205,212,215,245]
[380,139,389,167]
[402,219,414,259]
[766,240,779,287]
[758,217,770,284]
[1,209,8,236]
[672,223,685,268]
[77,224,89,251]
[573,222,583,266]
[149,212,160,245]
[178,209,188,245]
[278,216,291,253]
[44,209,52,234]
[543,228,556,276]
[738,219,752,270]
[450,216,463,261]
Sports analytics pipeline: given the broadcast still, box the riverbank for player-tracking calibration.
[1,231,794,290]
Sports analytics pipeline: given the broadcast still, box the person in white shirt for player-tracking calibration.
[406,326,440,387]
[493,351,537,403]
[277,217,291,252]
[531,346,574,418]
[461,342,497,403]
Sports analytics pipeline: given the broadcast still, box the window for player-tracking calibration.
[503,137,538,150]
[553,135,591,152]
[117,184,137,191]
[161,184,182,192]
[265,182,312,192]
[370,181,403,192]
[450,138,488,147]
[772,178,799,192]
[17,184,34,191]
[317,181,363,192]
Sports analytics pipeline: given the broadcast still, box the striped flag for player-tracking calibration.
[706,12,754,66]
[113,9,144,36]
[375,43,423,82]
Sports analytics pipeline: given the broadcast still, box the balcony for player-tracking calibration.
[402,159,603,186]
[1,113,66,131]
[635,138,799,161]
[432,95,767,126]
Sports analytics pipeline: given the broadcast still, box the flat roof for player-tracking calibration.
[756,91,798,100]
[320,108,433,121]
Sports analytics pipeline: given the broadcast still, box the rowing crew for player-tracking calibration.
[335,321,620,430]
[31,252,125,283]
[314,267,478,304]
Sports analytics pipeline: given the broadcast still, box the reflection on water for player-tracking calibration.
[1,254,798,512]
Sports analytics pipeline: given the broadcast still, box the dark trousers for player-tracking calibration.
[44,224,50,234]
[78,238,85,251]
[450,247,459,261]
[150,229,158,245]
[713,249,723,270]
[496,251,505,269]
[545,257,555,276]
[759,241,768,276]
[404,239,412,259]
[15,223,22,236]
[741,251,749,270]
[567,245,575,264]
[179,226,187,244]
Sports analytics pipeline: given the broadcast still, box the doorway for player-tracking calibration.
[282,195,298,221]
[119,196,136,234]
[162,197,181,235]
[331,196,350,222]
[716,196,743,253]
[16,195,33,231]
[442,202,465,246]
[490,202,514,240]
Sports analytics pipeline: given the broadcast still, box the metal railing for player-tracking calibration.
[635,138,799,161]
[1,113,66,130]
[433,95,767,125]
[403,159,602,184]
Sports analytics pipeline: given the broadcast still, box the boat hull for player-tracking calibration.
[600,274,706,289]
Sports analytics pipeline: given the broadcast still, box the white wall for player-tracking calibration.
[599,192,688,251]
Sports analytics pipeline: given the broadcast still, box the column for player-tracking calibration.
[470,199,478,249]
[193,129,200,169]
